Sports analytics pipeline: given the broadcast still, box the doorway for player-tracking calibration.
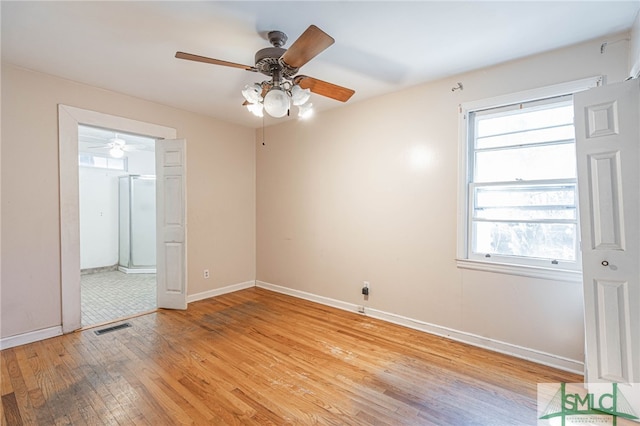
[78,125,157,327]
[58,105,183,333]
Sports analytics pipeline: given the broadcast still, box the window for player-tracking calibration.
[457,77,601,278]
[79,153,127,171]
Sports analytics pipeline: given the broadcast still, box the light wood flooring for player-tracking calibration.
[1,287,583,425]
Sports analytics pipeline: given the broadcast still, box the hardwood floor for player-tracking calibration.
[1,288,583,425]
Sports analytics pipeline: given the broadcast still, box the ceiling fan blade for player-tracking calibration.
[294,76,355,102]
[281,25,334,69]
[175,52,256,71]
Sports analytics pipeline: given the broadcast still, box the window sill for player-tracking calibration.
[456,259,582,283]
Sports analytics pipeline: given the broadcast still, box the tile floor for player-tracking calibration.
[81,270,156,327]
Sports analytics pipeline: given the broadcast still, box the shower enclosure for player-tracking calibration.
[118,175,156,273]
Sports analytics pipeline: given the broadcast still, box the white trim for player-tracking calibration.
[0,326,63,350]
[461,76,602,113]
[58,105,177,333]
[256,280,584,374]
[256,281,355,312]
[456,259,583,283]
[118,267,156,274]
[364,306,584,374]
[187,280,256,304]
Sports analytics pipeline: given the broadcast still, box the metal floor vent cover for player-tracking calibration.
[94,322,131,335]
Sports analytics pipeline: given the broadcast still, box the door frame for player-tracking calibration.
[58,105,178,333]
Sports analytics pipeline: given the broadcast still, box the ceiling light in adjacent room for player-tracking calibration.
[109,146,125,158]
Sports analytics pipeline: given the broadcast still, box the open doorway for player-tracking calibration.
[59,105,184,334]
[78,125,157,327]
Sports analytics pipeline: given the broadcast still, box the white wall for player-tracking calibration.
[256,33,631,370]
[78,148,155,270]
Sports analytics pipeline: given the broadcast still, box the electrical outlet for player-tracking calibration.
[204,269,210,279]
[364,281,370,289]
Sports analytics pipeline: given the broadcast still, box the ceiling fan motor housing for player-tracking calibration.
[254,46,298,78]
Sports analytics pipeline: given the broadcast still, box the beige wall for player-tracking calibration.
[1,64,256,338]
[256,34,631,363]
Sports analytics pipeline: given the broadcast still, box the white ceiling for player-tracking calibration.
[3,1,639,129]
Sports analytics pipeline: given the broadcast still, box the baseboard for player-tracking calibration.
[255,280,584,374]
[256,280,355,312]
[0,326,63,351]
[118,267,156,274]
[187,280,256,304]
[81,264,118,275]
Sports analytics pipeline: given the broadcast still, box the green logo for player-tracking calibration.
[538,383,638,425]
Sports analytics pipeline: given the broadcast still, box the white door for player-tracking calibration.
[574,79,639,410]
[156,139,187,309]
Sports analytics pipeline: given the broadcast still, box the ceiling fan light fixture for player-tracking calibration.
[290,84,311,106]
[110,137,126,147]
[109,146,125,158]
[246,102,264,117]
[263,87,290,118]
[241,83,263,104]
[298,102,313,119]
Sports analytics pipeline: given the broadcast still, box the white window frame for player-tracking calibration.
[456,76,602,282]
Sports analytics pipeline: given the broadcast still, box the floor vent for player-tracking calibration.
[94,322,131,335]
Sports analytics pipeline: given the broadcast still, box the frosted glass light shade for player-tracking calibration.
[291,84,311,106]
[109,146,124,158]
[298,102,313,119]
[242,83,262,104]
[247,102,264,117]
[263,88,290,118]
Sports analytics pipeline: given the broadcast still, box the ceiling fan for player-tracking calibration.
[88,135,137,158]
[175,25,355,118]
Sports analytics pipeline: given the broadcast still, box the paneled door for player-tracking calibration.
[156,139,187,309]
[574,79,639,412]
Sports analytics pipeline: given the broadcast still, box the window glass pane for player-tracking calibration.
[78,154,94,167]
[476,104,573,138]
[79,153,127,171]
[93,157,108,168]
[474,143,576,182]
[476,124,574,149]
[474,185,576,220]
[473,221,577,261]
[466,93,580,268]
[107,158,125,170]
